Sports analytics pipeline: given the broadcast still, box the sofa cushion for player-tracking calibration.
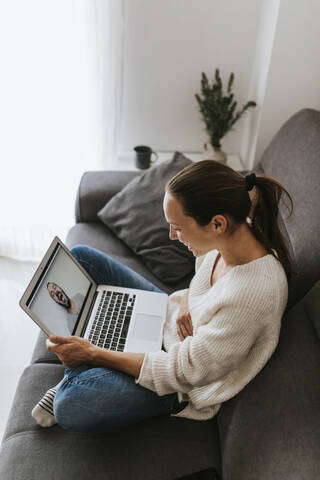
[65,222,194,294]
[76,170,140,223]
[0,363,221,480]
[259,108,320,310]
[97,152,195,286]
[217,280,320,480]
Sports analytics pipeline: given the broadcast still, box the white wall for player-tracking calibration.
[256,0,320,163]
[119,0,320,168]
[120,0,262,156]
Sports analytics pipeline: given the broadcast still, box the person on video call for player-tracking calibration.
[32,160,293,431]
[47,282,84,335]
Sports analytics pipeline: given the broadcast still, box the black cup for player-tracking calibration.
[134,145,158,169]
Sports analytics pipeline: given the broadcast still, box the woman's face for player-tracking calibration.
[47,282,69,307]
[163,191,218,257]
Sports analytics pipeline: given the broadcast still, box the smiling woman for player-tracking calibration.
[47,283,71,308]
[165,159,294,277]
[46,282,83,319]
[32,159,293,433]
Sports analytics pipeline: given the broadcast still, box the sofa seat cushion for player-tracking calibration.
[217,280,320,480]
[30,330,62,365]
[97,152,195,286]
[0,363,221,480]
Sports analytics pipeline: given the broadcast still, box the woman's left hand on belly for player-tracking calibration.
[46,335,98,368]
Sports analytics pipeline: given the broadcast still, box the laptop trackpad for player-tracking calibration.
[131,313,161,342]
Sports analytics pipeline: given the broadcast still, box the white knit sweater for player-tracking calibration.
[135,249,288,421]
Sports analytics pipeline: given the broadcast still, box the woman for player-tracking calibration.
[47,282,83,334]
[47,282,80,314]
[32,160,293,432]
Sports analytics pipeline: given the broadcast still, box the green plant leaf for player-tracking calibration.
[227,72,234,93]
[194,69,256,144]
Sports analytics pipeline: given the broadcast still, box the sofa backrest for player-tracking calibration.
[255,108,320,311]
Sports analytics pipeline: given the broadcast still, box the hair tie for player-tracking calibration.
[245,173,256,191]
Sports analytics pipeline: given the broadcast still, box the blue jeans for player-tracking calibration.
[53,245,188,433]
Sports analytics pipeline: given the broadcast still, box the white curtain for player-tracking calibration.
[0,0,126,261]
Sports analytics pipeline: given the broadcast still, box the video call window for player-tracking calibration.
[28,245,91,336]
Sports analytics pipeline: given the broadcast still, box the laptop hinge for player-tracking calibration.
[80,290,98,337]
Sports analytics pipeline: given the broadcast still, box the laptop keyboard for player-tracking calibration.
[88,290,136,351]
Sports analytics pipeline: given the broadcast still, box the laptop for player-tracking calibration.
[19,236,168,353]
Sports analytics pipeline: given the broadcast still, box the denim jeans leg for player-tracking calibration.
[54,365,188,433]
[56,245,188,430]
[70,244,166,293]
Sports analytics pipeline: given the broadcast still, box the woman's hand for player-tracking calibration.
[46,335,98,368]
[176,291,193,341]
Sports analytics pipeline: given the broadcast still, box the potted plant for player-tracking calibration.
[195,68,256,163]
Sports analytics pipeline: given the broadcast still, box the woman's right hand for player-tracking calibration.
[176,291,193,341]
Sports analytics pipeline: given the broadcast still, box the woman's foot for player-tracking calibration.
[31,380,63,427]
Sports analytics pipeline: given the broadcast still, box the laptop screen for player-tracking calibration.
[26,243,92,336]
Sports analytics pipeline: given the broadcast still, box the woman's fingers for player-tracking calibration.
[185,314,192,335]
[178,320,192,339]
[184,314,193,335]
[49,335,73,344]
[176,312,193,340]
[188,315,193,335]
[179,323,189,338]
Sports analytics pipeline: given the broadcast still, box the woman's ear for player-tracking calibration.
[213,215,222,228]
[211,214,228,234]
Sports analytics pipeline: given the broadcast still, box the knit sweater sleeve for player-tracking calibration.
[135,286,278,396]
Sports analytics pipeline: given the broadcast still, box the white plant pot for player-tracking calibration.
[203,142,227,164]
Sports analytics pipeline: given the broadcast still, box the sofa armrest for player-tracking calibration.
[75,170,141,223]
[217,281,320,480]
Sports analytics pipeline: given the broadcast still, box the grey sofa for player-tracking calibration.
[1,108,319,480]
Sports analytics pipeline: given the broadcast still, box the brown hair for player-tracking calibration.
[166,160,294,283]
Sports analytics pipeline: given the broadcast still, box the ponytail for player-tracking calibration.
[249,174,294,283]
[166,160,294,283]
